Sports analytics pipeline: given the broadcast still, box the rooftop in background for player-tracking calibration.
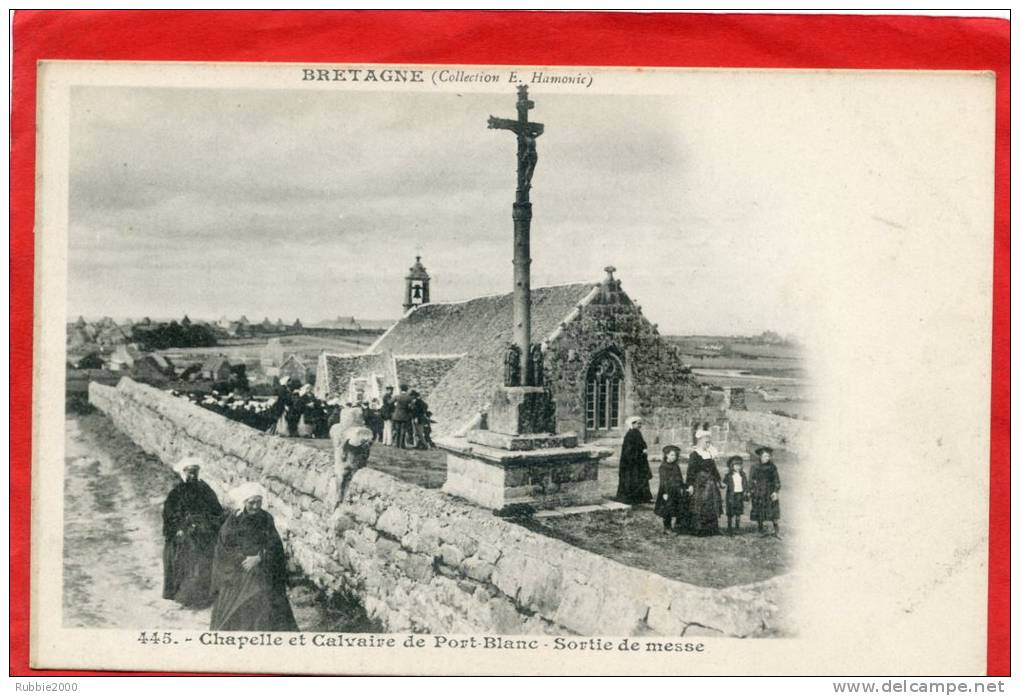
[311,317,395,331]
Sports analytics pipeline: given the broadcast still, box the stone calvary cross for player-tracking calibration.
[436,86,615,516]
[488,85,544,386]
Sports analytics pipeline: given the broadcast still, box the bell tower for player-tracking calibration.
[403,256,430,313]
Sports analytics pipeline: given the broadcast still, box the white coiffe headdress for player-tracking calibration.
[229,481,267,509]
[173,455,204,480]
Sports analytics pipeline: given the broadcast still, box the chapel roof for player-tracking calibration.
[372,281,598,357]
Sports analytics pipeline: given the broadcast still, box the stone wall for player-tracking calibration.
[642,406,738,452]
[726,410,812,455]
[90,378,786,637]
[642,406,811,456]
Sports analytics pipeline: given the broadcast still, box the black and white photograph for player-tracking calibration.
[30,60,995,674]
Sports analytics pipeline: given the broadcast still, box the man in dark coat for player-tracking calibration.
[162,457,223,608]
[409,391,435,449]
[391,384,412,449]
[749,446,781,537]
[270,379,292,435]
[616,416,653,504]
[364,400,383,443]
[210,482,298,631]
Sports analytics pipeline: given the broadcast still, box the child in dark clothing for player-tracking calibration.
[750,446,781,537]
[723,455,749,535]
[653,445,687,533]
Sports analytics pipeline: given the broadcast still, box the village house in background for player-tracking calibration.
[65,311,396,400]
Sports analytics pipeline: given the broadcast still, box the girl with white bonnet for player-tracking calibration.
[209,481,298,631]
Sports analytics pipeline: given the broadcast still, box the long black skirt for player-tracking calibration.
[210,567,298,632]
[163,534,216,608]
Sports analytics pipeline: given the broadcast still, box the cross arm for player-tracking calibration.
[487,116,545,137]
[487,116,521,132]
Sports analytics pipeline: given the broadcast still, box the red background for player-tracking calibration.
[9,10,1010,677]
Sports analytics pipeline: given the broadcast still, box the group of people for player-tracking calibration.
[616,417,782,537]
[174,380,439,451]
[174,389,279,432]
[371,384,436,450]
[269,381,337,439]
[162,458,298,631]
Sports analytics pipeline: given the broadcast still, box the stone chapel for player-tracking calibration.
[315,258,699,440]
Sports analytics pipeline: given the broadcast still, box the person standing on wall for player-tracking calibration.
[336,424,374,500]
[391,384,412,449]
[380,386,395,446]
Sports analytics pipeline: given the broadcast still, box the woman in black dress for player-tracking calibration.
[616,416,653,504]
[687,430,723,536]
[210,482,298,631]
[162,457,223,608]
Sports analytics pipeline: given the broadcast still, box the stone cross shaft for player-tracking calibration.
[488,85,545,385]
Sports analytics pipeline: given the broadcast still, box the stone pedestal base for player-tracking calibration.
[486,386,556,435]
[437,437,611,513]
[466,429,578,451]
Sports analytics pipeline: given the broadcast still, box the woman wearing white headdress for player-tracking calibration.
[161,456,223,608]
[209,481,298,631]
[615,416,653,504]
[687,429,723,536]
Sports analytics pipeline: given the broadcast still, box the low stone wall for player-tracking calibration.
[726,410,811,455]
[643,406,810,456]
[90,378,786,637]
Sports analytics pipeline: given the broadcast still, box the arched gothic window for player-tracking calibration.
[585,352,623,432]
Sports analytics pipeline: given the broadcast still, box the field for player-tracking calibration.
[152,332,384,388]
[161,332,378,363]
[665,335,811,417]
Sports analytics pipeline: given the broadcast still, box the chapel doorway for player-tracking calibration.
[585,351,624,435]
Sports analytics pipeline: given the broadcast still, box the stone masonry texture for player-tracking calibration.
[90,378,787,637]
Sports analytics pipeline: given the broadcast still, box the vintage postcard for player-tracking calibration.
[27,59,996,675]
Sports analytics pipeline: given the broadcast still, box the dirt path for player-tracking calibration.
[63,415,211,630]
[62,412,377,632]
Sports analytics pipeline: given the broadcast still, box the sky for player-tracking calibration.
[66,74,988,336]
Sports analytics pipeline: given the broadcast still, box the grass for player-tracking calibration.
[520,508,787,589]
[303,438,449,490]
[299,437,791,588]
